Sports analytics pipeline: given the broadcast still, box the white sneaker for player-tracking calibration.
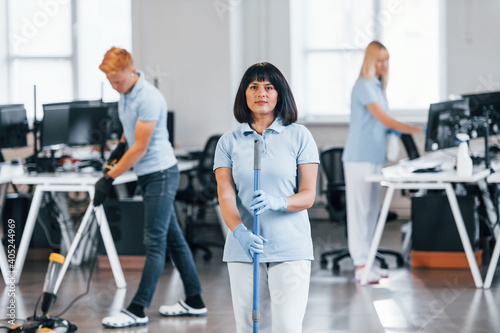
[159,299,207,317]
[102,309,149,328]
[376,266,389,278]
[355,267,381,284]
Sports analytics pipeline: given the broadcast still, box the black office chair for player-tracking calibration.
[319,147,404,272]
[175,134,224,261]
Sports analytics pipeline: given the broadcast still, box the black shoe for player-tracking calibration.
[387,211,398,222]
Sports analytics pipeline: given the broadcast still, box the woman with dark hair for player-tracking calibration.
[343,41,423,284]
[214,62,319,332]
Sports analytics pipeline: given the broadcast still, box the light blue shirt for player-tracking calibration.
[118,70,176,176]
[343,77,390,163]
[214,118,319,263]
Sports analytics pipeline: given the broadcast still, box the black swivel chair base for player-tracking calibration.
[320,248,404,273]
[177,200,224,262]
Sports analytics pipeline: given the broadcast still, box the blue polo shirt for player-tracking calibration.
[343,76,389,163]
[118,70,176,176]
[214,118,319,263]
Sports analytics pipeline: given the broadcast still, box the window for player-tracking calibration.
[4,0,131,121]
[291,0,443,120]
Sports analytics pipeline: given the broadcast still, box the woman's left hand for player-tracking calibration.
[250,190,287,215]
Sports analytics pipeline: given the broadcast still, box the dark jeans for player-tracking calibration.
[131,165,202,307]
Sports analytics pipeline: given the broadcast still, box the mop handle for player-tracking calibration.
[253,139,261,332]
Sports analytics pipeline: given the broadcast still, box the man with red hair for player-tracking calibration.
[95,47,207,329]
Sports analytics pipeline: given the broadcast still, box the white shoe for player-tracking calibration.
[376,266,389,278]
[102,309,149,328]
[355,267,381,284]
[159,299,207,317]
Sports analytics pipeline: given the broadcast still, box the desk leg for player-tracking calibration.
[0,183,11,284]
[361,185,395,286]
[95,206,126,289]
[14,187,44,284]
[52,204,125,293]
[444,184,483,288]
[52,192,83,266]
[483,229,500,289]
[53,204,95,294]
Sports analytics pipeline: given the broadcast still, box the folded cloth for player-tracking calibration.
[102,309,149,328]
[159,299,208,317]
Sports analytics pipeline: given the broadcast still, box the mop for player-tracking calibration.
[253,139,261,333]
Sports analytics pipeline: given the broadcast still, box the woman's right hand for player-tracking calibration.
[232,224,267,261]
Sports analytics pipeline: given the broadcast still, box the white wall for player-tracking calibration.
[446,0,500,97]
[131,0,233,148]
[130,0,500,216]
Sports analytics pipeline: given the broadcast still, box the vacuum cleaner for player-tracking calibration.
[8,253,77,332]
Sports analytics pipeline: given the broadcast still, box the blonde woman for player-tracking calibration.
[342,41,423,284]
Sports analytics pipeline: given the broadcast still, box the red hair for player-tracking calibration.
[99,47,134,75]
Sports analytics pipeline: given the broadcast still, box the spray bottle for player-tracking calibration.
[456,133,473,177]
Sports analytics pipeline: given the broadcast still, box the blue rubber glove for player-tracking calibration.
[233,224,267,260]
[250,190,287,215]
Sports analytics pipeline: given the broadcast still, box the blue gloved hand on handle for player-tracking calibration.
[233,223,267,260]
[250,190,287,215]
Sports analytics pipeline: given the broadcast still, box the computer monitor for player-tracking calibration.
[0,104,29,149]
[41,101,119,149]
[41,103,71,150]
[67,106,110,146]
[0,104,29,162]
[424,98,471,152]
[462,91,500,137]
[105,102,123,140]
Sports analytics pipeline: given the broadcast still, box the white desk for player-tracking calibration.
[9,159,198,288]
[12,172,127,290]
[361,152,491,288]
[0,164,24,285]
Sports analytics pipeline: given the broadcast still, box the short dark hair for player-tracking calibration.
[233,62,297,125]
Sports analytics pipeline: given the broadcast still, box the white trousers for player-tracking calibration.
[227,260,311,333]
[344,162,383,266]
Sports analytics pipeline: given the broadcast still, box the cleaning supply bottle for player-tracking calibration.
[456,133,473,177]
